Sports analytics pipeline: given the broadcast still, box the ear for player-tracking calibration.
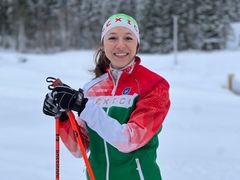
[101,40,104,51]
[101,42,105,52]
[101,47,105,52]
[136,43,140,53]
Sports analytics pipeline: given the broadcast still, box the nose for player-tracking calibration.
[115,39,125,49]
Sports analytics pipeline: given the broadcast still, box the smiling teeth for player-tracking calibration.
[115,53,128,56]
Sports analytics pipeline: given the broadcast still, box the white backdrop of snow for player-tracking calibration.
[0,49,240,180]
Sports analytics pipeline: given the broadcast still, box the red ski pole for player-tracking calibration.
[66,111,95,180]
[46,77,62,180]
[55,117,60,180]
[46,77,95,180]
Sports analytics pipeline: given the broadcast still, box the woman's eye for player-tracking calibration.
[108,37,117,40]
[125,37,133,40]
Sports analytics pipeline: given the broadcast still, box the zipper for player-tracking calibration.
[104,107,111,180]
[135,158,144,180]
[111,71,122,95]
[104,141,110,180]
[103,71,122,180]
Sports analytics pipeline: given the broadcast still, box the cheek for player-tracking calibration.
[129,41,138,53]
[103,48,113,61]
[131,44,138,55]
[103,42,112,57]
[104,46,111,56]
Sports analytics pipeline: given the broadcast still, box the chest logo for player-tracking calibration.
[122,87,131,95]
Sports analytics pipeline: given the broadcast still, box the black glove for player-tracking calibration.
[51,86,88,114]
[43,92,69,121]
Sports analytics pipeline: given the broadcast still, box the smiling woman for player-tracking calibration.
[43,13,171,180]
[92,13,140,77]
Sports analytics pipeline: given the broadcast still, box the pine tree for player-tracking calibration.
[118,0,136,17]
[139,0,172,53]
[0,0,12,48]
[194,0,230,50]
[171,0,195,50]
[225,0,240,22]
[0,0,235,52]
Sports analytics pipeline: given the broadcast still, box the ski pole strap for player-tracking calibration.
[46,77,63,90]
[67,111,95,180]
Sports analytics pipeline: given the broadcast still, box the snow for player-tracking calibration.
[232,75,240,94]
[0,49,240,180]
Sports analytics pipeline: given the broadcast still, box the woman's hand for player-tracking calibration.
[43,92,69,121]
[51,86,88,114]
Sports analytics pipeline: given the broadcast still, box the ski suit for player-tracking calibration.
[59,56,170,180]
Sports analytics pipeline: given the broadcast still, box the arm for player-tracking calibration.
[59,117,89,158]
[80,80,170,153]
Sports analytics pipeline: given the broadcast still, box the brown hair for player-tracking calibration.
[92,47,110,78]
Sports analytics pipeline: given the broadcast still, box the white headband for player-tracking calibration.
[101,13,140,43]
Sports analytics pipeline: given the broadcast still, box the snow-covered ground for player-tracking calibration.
[0,49,240,180]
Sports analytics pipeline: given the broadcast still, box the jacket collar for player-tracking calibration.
[106,56,141,83]
[106,56,141,74]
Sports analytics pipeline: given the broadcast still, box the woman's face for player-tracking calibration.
[103,26,138,69]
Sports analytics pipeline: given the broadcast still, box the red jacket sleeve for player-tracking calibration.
[59,117,89,158]
[126,79,170,151]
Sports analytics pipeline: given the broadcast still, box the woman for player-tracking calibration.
[43,13,170,180]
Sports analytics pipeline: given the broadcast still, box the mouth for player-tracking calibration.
[113,53,129,57]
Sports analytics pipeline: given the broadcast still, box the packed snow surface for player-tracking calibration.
[0,49,240,180]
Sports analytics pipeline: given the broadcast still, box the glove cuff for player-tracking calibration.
[72,98,88,115]
[59,112,69,121]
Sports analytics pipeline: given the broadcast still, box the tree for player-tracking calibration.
[0,0,235,53]
[194,0,230,50]
[0,0,12,48]
[139,0,172,53]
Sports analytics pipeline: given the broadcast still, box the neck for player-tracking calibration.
[110,59,135,71]
[110,59,136,83]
